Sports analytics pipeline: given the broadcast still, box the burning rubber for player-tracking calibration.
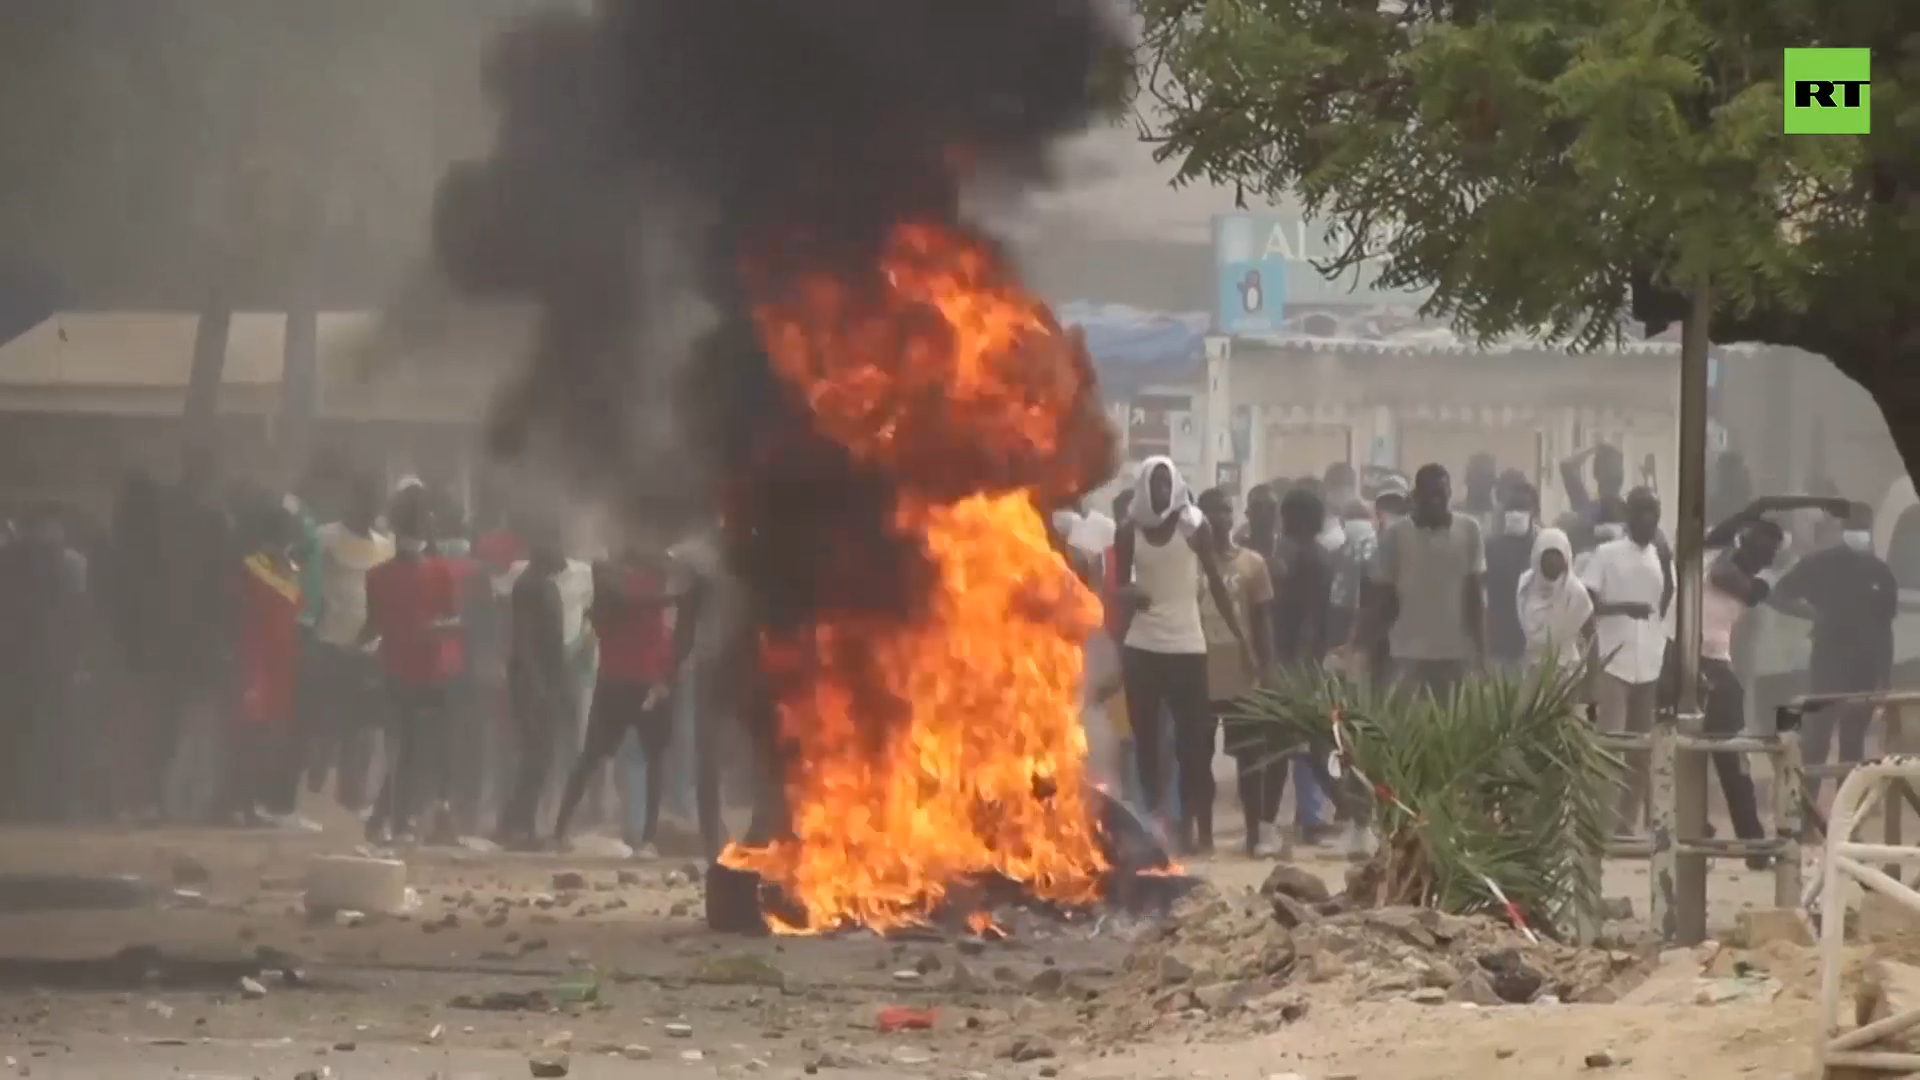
[707,789,1200,936]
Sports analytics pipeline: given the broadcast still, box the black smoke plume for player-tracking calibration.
[432,0,1124,730]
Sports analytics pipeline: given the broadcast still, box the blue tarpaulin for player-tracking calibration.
[1056,301,1207,396]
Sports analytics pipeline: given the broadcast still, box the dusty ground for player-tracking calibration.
[0,810,1835,1080]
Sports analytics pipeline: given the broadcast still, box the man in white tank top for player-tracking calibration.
[1111,457,1254,854]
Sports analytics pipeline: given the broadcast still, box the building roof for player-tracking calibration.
[0,307,529,419]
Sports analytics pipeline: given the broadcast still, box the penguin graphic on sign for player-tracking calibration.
[1239,269,1264,314]
[1213,214,1284,333]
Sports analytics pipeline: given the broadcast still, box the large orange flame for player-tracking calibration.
[720,222,1112,933]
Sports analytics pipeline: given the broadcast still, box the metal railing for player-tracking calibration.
[1815,753,1920,1076]
[1577,708,1803,944]
[1790,692,1920,914]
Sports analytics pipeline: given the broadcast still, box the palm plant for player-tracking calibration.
[1230,662,1615,938]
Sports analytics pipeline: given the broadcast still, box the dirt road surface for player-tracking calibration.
[0,820,1824,1080]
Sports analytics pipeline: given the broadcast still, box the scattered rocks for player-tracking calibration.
[947,960,983,993]
[1584,1049,1625,1068]
[550,871,587,892]
[1156,955,1195,986]
[1001,1036,1055,1063]
[1270,893,1320,929]
[1028,967,1067,994]
[170,855,211,887]
[697,952,787,988]
[1261,864,1332,905]
[620,1045,652,1061]
[664,1023,694,1039]
[450,989,551,1012]
[1477,948,1546,1004]
[616,869,642,886]
[528,1051,570,1077]
[237,976,267,1000]
[1448,971,1504,1006]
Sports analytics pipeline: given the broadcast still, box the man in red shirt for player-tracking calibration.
[551,546,689,853]
[361,486,463,845]
[226,500,305,827]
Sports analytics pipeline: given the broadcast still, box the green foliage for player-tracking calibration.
[1134,0,1873,349]
[1231,663,1614,936]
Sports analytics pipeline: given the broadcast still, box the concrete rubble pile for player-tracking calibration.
[1093,863,1651,1041]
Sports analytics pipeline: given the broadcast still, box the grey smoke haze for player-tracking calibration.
[0,1,554,310]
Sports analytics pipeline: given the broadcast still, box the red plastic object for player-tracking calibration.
[877,1006,937,1033]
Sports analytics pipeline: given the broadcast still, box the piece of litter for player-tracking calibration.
[878,1005,938,1032]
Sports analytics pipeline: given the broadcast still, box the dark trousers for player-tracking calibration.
[1121,647,1214,846]
[500,668,568,841]
[1803,704,1873,800]
[1702,658,1766,842]
[1804,659,1884,801]
[1220,700,1283,846]
[369,679,452,837]
[555,678,671,843]
[446,671,491,832]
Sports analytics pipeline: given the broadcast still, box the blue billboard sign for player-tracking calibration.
[1212,214,1287,335]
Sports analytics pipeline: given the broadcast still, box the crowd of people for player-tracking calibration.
[0,442,1899,872]
[0,461,720,856]
[1057,444,1901,864]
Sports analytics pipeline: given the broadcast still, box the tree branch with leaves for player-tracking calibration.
[1136,0,1920,466]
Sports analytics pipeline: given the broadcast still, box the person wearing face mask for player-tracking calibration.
[1458,453,1500,536]
[1517,526,1594,679]
[1483,482,1540,673]
[1581,487,1670,837]
[1771,502,1897,810]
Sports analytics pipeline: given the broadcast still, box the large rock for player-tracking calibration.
[1271,892,1319,929]
[1261,864,1332,905]
[1477,948,1546,1004]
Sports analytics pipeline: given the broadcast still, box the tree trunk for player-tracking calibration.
[182,296,231,481]
[278,299,319,483]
